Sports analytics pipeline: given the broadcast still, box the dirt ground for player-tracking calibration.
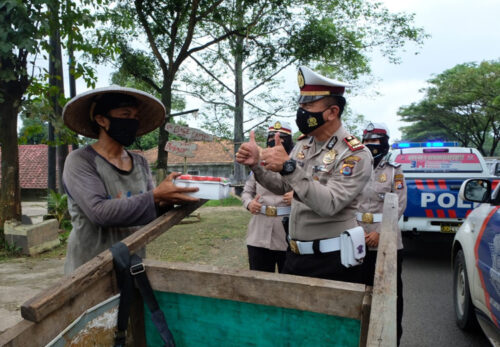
[0,204,249,335]
[0,257,65,333]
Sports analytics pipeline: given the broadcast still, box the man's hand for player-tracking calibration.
[283,191,293,206]
[365,231,380,248]
[261,132,290,172]
[153,172,200,204]
[248,194,262,215]
[236,131,261,166]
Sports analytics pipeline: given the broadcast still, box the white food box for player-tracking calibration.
[174,175,231,200]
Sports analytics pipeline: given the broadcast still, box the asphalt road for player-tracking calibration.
[399,233,491,347]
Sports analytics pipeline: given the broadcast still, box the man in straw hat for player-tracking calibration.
[242,120,294,273]
[236,66,372,283]
[62,86,199,274]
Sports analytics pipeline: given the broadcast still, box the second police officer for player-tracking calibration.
[356,122,407,345]
[242,121,294,273]
[236,66,373,283]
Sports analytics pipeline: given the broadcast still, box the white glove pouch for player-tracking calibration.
[340,226,366,268]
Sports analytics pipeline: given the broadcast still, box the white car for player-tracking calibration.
[452,178,500,345]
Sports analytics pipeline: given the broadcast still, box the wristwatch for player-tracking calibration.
[280,159,296,175]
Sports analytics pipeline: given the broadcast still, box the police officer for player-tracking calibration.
[356,122,407,345]
[242,121,294,273]
[236,66,372,283]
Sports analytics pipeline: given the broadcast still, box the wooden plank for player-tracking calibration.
[366,193,398,347]
[144,260,367,320]
[20,201,206,323]
[0,272,116,347]
[359,287,373,347]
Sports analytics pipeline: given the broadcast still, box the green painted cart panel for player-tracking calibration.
[145,292,361,347]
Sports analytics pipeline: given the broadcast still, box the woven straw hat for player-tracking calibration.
[62,86,166,139]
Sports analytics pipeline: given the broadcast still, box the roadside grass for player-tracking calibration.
[147,206,250,269]
[1,202,251,270]
[202,196,242,207]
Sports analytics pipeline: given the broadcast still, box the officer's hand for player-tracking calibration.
[153,172,200,204]
[365,231,380,248]
[283,191,293,206]
[248,194,262,215]
[261,132,290,172]
[236,131,261,167]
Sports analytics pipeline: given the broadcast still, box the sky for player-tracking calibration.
[347,0,500,141]
[75,0,500,142]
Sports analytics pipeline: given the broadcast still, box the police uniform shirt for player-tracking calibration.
[241,173,289,251]
[357,158,407,250]
[252,125,373,241]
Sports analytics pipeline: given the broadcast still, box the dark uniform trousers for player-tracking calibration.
[282,250,364,284]
[247,245,287,273]
[363,249,404,346]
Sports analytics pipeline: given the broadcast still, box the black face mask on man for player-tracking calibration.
[295,107,328,134]
[365,143,386,167]
[104,116,139,147]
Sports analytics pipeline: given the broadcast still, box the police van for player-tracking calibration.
[389,142,499,234]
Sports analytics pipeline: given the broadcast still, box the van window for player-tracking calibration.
[394,152,483,173]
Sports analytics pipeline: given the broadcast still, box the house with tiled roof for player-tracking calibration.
[0,145,61,200]
[1,141,239,200]
[143,140,239,179]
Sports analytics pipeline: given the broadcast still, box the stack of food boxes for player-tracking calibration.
[174,175,231,200]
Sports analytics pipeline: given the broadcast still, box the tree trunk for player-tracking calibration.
[232,0,246,196]
[68,34,79,151]
[49,0,67,195]
[157,82,173,183]
[0,83,24,228]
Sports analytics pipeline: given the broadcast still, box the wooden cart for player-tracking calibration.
[0,194,399,347]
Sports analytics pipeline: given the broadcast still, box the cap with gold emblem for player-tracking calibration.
[268,120,292,136]
[362,122,390,141]
[297,66,352,104]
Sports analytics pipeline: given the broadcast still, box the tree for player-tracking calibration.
[0,0,109,228]
[399,60,500,156]
[0,1,49,226]
[182,0,426,189]
[99,0,279,181]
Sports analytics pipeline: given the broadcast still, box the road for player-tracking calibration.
[399,233,490,347]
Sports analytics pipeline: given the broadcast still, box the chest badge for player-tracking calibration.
[297,151,305,159]
[378,173,387,183]
[323,149,337,164]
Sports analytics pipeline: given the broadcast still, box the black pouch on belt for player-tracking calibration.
[282,216,290,243]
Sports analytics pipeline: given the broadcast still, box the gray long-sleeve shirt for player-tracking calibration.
[62,145,157,274]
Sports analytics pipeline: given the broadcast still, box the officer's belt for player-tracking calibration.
[356,212,383,224]
[288,236,340,255]
[260,205,291,216]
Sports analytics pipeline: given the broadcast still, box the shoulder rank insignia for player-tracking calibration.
[343,136,364,151]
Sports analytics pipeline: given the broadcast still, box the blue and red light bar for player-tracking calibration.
[392,141,459,149]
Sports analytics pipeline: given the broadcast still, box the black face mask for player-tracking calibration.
[105,117,139,146]
[295,107,326,134]
[267,135,294,154]
[365,143,386,167]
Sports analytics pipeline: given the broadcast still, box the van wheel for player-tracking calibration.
[453,250,478,330]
